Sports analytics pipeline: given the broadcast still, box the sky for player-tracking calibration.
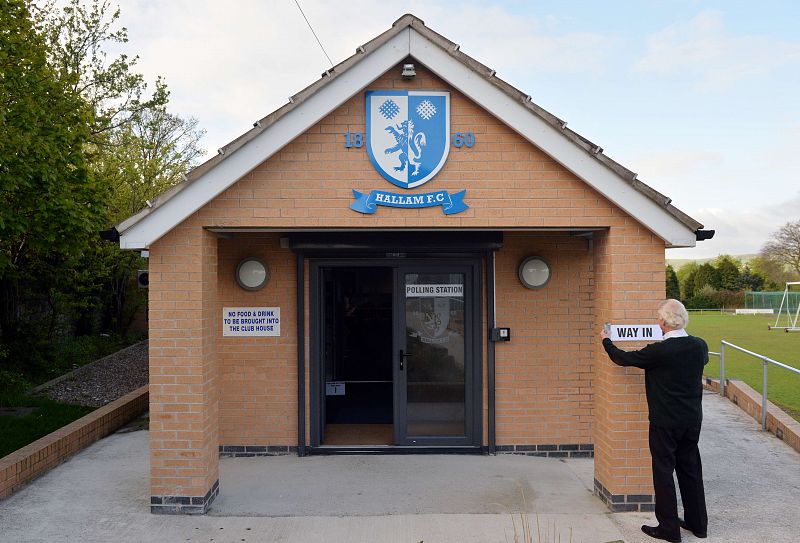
[109,0,800,259]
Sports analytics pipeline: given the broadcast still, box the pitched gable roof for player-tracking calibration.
[116,14,704,249]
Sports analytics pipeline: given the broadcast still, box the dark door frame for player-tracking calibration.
[307,256,483,452]
[393,263,479,447]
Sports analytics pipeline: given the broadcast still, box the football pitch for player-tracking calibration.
[686,313,800,420]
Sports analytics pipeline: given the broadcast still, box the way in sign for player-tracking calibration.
[617,327,654,338]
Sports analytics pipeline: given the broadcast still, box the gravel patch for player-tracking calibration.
[40,340,149,407]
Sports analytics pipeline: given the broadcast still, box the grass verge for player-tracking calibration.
[0,394,94,458]
[686,313,800,420]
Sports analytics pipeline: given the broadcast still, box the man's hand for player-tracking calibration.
[600,328,610,340]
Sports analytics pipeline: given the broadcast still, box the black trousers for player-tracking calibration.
[649,423,708,535]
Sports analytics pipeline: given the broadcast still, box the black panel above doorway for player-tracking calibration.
[288,231,503,253]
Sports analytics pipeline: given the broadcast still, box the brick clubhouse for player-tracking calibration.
[107,15,712,515]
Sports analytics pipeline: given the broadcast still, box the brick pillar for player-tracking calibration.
[148,226,219,514]
[593,226,665,512]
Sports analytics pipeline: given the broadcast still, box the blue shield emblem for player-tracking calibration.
[366,90,450,189]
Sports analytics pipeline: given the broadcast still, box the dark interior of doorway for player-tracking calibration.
[322,267,393,445]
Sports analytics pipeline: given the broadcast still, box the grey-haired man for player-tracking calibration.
[600,299,709,543]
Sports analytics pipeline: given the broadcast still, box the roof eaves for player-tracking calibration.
[117,16,416,235]
[116,13,703,238]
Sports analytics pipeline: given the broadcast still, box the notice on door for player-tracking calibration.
[222,307,280,337]
[608,324,662,342]
[325,382,345,396]
[405,284,464,297]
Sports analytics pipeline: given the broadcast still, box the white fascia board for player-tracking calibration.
[119,30,412,250]
[409,32,697,248]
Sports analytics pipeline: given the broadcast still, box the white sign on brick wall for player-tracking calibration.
[609,324,662,342]
[222,307,280,337]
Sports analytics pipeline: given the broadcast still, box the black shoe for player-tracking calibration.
[679,519,707,538]
[641,524,681,543]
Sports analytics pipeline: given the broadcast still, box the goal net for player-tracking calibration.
[768,282,800,332]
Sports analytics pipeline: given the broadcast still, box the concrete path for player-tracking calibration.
[614,391,800,543]
[1,391,798,542]
[213,453,604,516]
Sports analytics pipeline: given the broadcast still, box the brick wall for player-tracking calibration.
[188,64,631,231]
[494,233,594,446]
[0,386,148,500]
[148,227,220,514]
[217,234,297,446]
[593,228,666,510]
[144,61,668,511]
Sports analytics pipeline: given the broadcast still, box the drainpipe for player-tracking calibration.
[297,252,306,456]
[486,250,496,454]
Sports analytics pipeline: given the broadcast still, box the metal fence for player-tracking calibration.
[745,291,800,312]
[710,342,800,430]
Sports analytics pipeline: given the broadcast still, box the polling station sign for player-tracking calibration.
[223,307,280,337]
[608,324,663,342]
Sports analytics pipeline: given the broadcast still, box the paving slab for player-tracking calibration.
[212,452,605,516]
[1,391,798,543]
[0,431,623,542]
[612,391,800,543]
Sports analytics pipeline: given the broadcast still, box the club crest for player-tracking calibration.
[422,297,450,339]
[366,91,450,189]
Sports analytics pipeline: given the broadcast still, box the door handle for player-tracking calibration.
[399,349,411,371]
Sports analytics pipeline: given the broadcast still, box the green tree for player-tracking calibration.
[34,0,197,336]
[737,265,765,292]
[665,265,681,299]
[677,261,699,300]
[0,0,104,343]
[34,0,168,140]
[750,255,795,290]
[761,219,800,276]
[93,107,204,332]
[1,0,200,384]
[693,263,720,296]
[710,289,744,310]
[685,285,719,310]
[714,255,741,291]
[100,107,205,221]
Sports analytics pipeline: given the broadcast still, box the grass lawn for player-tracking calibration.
[0,395,94,458]
[686,313,800,420]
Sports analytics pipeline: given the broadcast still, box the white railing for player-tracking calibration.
[712,342,800,430]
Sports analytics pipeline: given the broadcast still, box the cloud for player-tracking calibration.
[636,10,800,89]
[113,1,617,156]
[667,196,800,259]
[422,5,617,77]
[765,192,800,224]
[631,150,723,178]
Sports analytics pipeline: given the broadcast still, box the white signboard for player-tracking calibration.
[222,307,280,337]
[405,284,464,297]
[609,324,662,342]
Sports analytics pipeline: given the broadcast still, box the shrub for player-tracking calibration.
[685,286,720,309]
[711,289,745,310]
[0,369,33,396]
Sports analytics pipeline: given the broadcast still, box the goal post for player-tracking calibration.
[769,282,800,332]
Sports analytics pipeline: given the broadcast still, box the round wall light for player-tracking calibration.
[235,257,268,291]
[518,256,551,289]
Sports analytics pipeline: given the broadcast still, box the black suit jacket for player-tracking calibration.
[602,335,709,428]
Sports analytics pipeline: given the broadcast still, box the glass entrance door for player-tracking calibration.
[394,267,475,446]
